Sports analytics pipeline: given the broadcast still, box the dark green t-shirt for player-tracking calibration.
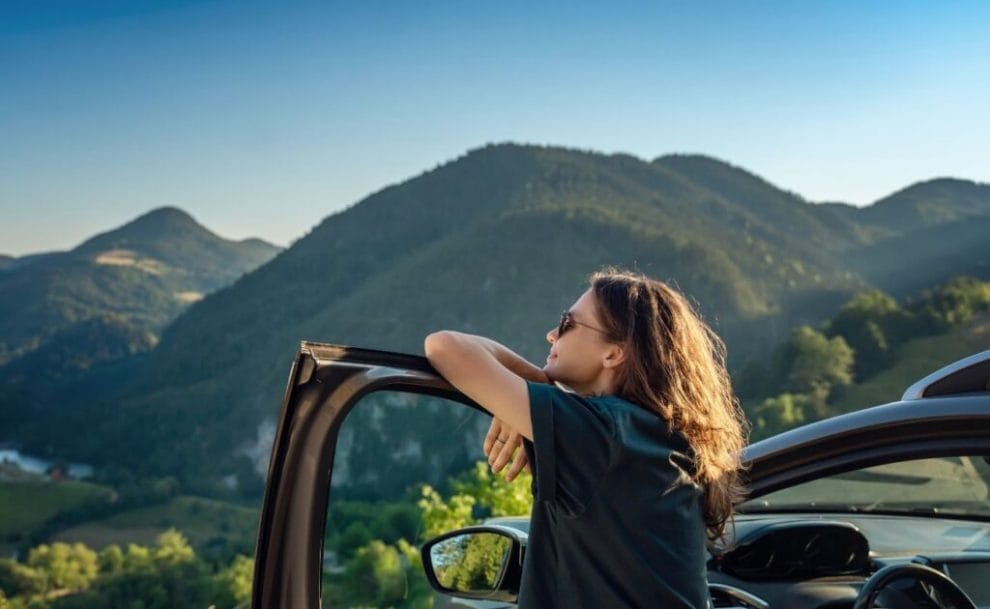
[519,381,711,609]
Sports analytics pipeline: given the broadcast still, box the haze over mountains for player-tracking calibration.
[3,143,988,496]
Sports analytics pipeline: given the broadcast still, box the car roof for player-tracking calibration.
[741,351,990,496]
[901,349,990,400]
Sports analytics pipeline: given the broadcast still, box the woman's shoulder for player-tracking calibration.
[597,393,654,421]
[532,385,686,446]
[601,395,692,451]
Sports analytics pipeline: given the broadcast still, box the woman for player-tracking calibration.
[424,267,748,609]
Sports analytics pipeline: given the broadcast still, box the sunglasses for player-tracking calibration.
[557,311,609,337]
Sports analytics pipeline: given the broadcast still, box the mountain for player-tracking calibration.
[840,180,990,296]
[845,217,990,297]
[651,154,875,250]
[0,208,281,442]
[0,207,280,367]
[856,178,990,234]
[11,144,990,498]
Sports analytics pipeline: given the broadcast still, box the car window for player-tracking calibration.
[320,388,506,608]
[741,456,990,518]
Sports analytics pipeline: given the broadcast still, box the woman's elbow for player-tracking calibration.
[424,331,456,359]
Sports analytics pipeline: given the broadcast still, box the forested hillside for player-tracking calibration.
[744,276,990,439]
[9,144,990,497]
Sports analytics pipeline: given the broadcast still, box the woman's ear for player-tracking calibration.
[602,344,627,369]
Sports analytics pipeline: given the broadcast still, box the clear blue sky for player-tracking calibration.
[2,0,988,255]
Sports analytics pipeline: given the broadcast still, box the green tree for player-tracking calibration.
[418,486,477,541]
[122,544,153,573]
[752,393,807,439]
[336,539,430,609]
[326,501,423,562]
[26,543,98,592]
[452,461,533,519]
[783,326,854,397]
[418,459,534,541]
[0,559,47,597]
[97,546,123,576]
[153,558,211,609]
[337,521,375,560]
[349,540,405,606]
[919,276,990,329]
[89,569,168,609]
[376,503,421,545]
[3,534,245,609]
[151,529,194,566]
[79,532,210,609]
[827,290,909,379]
[213,555,254,609]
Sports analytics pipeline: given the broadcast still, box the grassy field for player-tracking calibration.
[0,478,259,561]
[52,495,259,558]
[831,313,990,413]
[0,477,115,556]
[0,478,115,536]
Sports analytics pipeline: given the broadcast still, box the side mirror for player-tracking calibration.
[421,525,527,603]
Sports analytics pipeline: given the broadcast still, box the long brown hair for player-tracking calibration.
[590,267,749,541]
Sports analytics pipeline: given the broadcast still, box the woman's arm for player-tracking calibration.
[424,331,547,440]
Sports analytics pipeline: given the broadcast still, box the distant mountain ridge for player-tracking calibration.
[6,143,990,496]
[858,178,990,233]
[0,206,280,363]
[73,206,280,292]
[0,206,280,398]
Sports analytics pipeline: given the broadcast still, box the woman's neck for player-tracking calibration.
[566,372,617,398]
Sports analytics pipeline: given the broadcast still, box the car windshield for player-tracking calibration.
[739,456,990,519]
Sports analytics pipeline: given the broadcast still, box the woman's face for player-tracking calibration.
[543,289,616,388]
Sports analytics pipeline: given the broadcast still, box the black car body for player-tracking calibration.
[252,344,990,609]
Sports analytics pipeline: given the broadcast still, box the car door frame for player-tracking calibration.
[251,342,486,609]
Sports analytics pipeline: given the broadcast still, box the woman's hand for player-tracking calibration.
[482,366,552,481]
[484,416,530,482]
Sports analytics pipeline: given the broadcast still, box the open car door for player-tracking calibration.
[251,342,484,609]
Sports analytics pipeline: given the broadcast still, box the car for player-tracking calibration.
[251,343,990,609]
